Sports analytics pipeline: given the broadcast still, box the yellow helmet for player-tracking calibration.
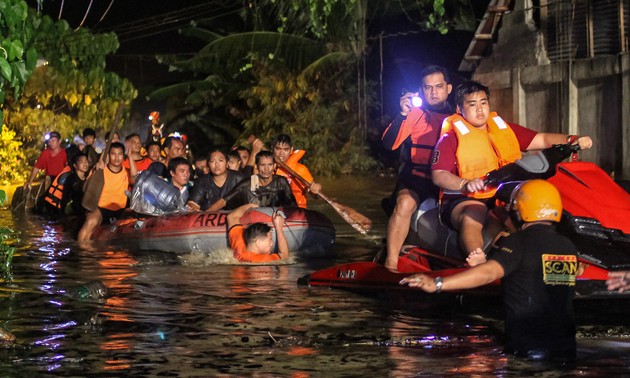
[511,180,562,222]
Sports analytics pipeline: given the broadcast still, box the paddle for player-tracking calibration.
[81,105,125,212]
[246,136,372,235]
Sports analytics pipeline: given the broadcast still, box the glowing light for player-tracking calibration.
[412,96,423,108]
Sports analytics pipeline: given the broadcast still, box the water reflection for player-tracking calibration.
[0,176,629,375]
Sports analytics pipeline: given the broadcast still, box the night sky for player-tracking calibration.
[25,1,486,115]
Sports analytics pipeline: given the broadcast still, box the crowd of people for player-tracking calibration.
[25,64,624,360]
[26,127,320,264]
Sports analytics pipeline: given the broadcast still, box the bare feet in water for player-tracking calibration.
[466,248,486,267]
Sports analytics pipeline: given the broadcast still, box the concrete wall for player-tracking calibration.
[468,0,629,179]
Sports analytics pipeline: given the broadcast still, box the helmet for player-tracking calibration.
[149,111,160,121]
[511,180,562,222]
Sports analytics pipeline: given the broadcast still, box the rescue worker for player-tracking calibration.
[78,142,135,241]
[207,150,296,211]
[24,131,67,190]
[401,180,579,361]
[272,134,321,208]
[432,80,593,266]
[227,203,290,263]
[607,271,630,292]
[381,65,454,271]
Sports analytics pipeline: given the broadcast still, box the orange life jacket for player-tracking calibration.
[446,112,521,198]
[98,166,129,211]
[275,149,313,208]
[44,166,72,209]
[383,107,451,178]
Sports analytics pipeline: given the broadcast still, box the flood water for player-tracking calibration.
[1,176,630,376]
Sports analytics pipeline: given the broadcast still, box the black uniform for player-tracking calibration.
[188,170,245,211]
[223,174,297,209]
[490,223,578,360]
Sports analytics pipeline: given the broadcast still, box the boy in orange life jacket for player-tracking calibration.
[431,80,593,266]
[227,203,290,263]
[272,134,321,208]
[381,65,454,272]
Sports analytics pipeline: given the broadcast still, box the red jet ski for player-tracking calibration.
[299,144,630,300]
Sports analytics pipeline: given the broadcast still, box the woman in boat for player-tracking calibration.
[187,149,245,211]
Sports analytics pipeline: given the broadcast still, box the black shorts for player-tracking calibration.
[440,195,495,230]
[396,169,438,203]
[98,207,124,225]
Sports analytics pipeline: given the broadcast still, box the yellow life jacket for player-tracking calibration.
[446,112,521,198]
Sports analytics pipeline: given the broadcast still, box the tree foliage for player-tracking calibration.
[0,0,39,122]
[0,127,26,185]
[151,1,475,175]
[2,7,137,175]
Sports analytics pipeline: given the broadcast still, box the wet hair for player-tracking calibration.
[235,146,250,154]
[71,152,87,167]
[244,222,272,245]
[82,128,96,138]
[168,156,191,174]
[162,136,183,150]
[227,150,241,161]
[419,65,450,84]
[65,144,81,165]
[272,134,292,148]
[146,140,161,151]
[255,150,274,165]
[455,80,490,109]
[104,131,120,142]
[193,153,208,164]
[207,148,227,160]
[125,133,140,142]
[109,141,125,154]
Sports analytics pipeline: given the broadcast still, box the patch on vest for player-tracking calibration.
[431,150,439,165]
[541,254,577,286]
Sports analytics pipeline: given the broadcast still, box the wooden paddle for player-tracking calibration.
[81,105,126,212]
[247,136,372,235]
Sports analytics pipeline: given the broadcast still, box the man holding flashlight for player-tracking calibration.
[381,65,453,272]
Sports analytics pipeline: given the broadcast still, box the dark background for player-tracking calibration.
[26,1,487,117]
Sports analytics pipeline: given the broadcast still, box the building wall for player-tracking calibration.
[468,2,629,179]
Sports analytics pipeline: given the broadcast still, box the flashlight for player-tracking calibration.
[411,96,423,108]
[44,133,51,141]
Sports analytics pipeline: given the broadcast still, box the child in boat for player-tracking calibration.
[227,203,289,263]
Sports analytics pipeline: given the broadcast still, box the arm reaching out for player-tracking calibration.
[606,271,630,293]
[227,203,259,228]
[272,211,289,260]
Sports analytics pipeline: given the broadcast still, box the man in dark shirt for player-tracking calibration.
[401,180,578,360]
[207,150,296,211]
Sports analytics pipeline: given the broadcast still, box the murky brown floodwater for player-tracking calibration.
[1,176,629,376]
